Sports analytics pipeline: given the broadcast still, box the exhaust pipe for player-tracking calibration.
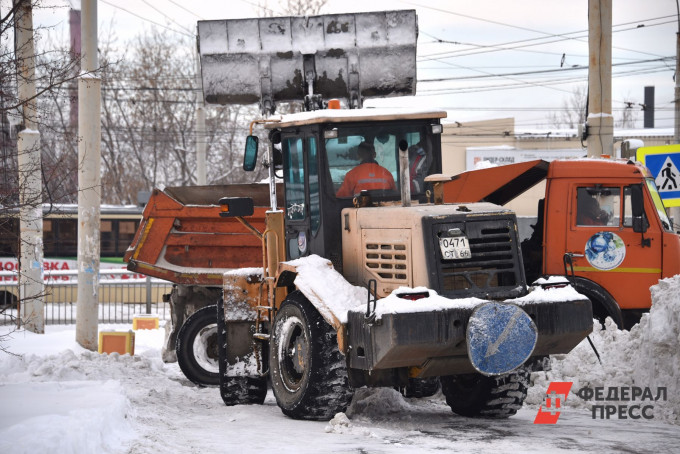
[399,140,411,207]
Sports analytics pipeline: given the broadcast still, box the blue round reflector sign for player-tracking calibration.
[467,302,537,376]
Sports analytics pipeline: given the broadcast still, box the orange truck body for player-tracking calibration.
[124,184,282,286]
[443,159,680,327]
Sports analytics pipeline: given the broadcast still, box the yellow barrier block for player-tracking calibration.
[132,314,159,330]
[98,330,135,355]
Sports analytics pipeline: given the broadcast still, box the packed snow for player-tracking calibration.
[1,275,680,453]
[286,255,367,324]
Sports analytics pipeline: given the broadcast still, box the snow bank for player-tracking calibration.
[0,326,167,453]
[528,275,680,424]
[0,381,135,454]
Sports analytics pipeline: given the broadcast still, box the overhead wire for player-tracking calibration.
[418,18,674,61]
[100,0,194,38]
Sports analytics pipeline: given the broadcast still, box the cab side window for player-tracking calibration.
[576,187,620,227]
[283,137,306,221]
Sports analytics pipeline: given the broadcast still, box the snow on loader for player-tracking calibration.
[125,10,593,420]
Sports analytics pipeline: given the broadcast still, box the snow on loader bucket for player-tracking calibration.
[197,10,417,112]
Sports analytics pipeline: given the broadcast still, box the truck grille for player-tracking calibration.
[365,242,409,282]
[428,218,525,299]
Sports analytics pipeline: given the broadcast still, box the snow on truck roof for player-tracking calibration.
[263,107,447,129]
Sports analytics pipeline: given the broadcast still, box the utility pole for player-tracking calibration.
[586,0,614,158]
[195,53,207,185]
[76,0,101,350]
[672,1,680,231]
[675,1,680,143]
[14,0,44,333]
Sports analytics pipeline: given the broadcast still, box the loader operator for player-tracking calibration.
[336,141,397,197]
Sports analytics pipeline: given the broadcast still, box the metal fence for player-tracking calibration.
[0,269,173,326]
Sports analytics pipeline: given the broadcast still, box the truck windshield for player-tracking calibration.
[646,178,673,232]
[325,124,433,198]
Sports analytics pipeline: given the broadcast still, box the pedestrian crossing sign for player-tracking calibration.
[637,144,680,207]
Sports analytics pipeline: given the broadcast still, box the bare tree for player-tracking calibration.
[258,0,327,17]
[549,84,587,129]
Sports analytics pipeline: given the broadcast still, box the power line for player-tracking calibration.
[419,57,674,83]
[141,0,193,34]
[100,0,194,38]
[165,0,204,20]
[417,16,674,61]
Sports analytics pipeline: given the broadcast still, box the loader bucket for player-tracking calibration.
[197,10,417,112]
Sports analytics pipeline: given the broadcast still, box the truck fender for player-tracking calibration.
[569,277,623,328]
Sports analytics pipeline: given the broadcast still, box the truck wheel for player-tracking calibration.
[269,292,353,420]
[176,305,220,386]
[401,377,440,398]
[440,369,529,418]
[216,298,267,406]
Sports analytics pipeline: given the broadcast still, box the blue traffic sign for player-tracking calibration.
[467,302,537,376]
[637,145,680,207]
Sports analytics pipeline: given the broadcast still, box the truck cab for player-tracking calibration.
[442,158,680,329]
[542,160,679,328]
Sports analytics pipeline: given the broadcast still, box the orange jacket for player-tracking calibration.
[336,162,397,197]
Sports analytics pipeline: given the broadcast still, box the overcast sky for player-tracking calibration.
[27,0,680,130]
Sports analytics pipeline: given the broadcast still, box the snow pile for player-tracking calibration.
[286,255,367,324]
[528,275,680,424]
[0,381,135,454]
[347,388,415,419]
[0,327,169,454]
[508,278,587,304]
[361,287,483,319]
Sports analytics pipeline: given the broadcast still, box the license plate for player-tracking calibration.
[439,235,471,260]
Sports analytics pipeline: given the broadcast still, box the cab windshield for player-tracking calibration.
[646,178,673,232]
[325,124,434,198]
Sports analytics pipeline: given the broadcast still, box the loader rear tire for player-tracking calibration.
[217,298,267,406]
[269,291,353,420]
[440,368,529,418]
[401,377,440,398]
[176,305,220,386]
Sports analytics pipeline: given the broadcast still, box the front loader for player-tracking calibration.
[126,10,593,421]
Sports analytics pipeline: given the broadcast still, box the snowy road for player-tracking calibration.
[2,275,680,453]
[125,375,680,454]
[2,324,679,454]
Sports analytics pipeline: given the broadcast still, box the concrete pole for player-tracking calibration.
[195,54,207,185]
[14,0,44,333]
[76,0,101,350]
[587,0,614,158]
[672,4,680,231]
[675,4,680,143]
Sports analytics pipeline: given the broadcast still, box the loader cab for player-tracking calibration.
[251,109,446,272]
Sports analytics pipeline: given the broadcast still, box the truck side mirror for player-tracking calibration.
[631,184,648,234]
[243,135,259,171]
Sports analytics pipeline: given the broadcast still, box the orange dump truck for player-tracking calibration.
[443,158,680,328]
[124,183,282,363]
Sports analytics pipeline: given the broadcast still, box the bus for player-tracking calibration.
[0,204,146,307]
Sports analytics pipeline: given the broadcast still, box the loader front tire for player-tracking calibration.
[176,305,220,386]
[440,369,529,418]
[269,291,353,420]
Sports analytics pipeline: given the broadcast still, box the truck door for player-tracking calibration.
[282,135,322,260]
[565,184,661,311]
